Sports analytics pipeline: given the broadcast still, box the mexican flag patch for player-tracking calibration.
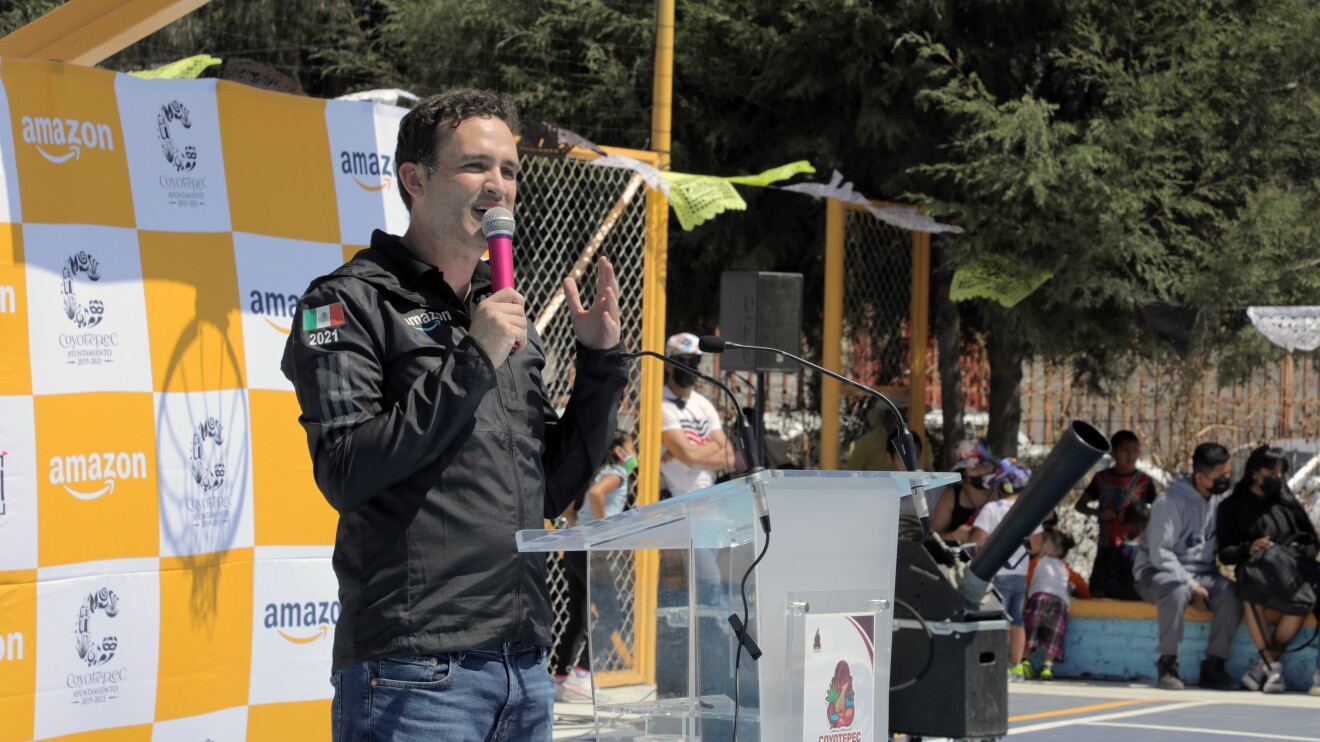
[302,302,346,331]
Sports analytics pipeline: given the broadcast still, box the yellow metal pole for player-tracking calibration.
[650,0,675,167]
[821,198,845,469]
[909,228,932,467]
[0,0,213,66]
[633,0,675,687]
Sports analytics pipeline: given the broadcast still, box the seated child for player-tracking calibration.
[1023,531,1090,680]
[1095,503,1149,601]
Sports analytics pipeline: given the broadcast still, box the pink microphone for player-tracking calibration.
[482,207,515,292]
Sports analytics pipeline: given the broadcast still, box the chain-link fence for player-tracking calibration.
[514,147,658,684]
[820,201,931,468]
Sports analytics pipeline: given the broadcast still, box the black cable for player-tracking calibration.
[889,598,936,691]
[730,528,771,741]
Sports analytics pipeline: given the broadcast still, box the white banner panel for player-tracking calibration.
[116,76,232,233]
[33,560,161,739]
[232,232,346,392]
[23,224,153,395]
[248,555,338,705]
[155,389,254,558]
[0,396,37,571]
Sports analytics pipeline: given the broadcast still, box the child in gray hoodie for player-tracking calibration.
[1133,442,1242,691]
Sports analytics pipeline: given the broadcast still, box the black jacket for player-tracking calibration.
[1216,488,1319,567]
[281,230,627,672]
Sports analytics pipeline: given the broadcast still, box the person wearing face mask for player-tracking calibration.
[1216,445,1319,693]
[1133,442,1243,691]
[930,438,1000,543]
[658,332,737,498]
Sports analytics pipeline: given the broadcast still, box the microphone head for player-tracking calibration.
[697,335,726,353]
[481,207,515,238]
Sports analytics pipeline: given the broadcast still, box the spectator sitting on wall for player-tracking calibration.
[1133,442,1241,691]
[1092,503,1150,601]
[1216,444,1320,694]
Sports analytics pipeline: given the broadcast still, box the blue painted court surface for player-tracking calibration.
[974,679,1320,741]
[551,679,1320,740]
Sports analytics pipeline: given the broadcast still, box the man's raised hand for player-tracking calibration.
[563,256,621,350]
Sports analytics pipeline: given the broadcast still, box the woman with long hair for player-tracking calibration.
[1216,445,1319,693]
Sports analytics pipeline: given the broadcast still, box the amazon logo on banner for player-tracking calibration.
[48,451,148,500]
[247,289,300,335]
[20,115,115,164]
[339,149,394,192]
[263,600,340,644]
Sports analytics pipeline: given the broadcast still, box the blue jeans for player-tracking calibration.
[330,643,554,742]
[993,574,1027,627]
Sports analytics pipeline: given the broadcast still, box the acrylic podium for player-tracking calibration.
[517,468,958,742]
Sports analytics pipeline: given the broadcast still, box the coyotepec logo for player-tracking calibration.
[69,588,126,706]
[156,100,197,172]
[340,149,394,191]
[249,289,300,334]
[74,588,119,666]
[58,251,122,366]
[60,251,104,329]
[264,600,340,644]
[49,450,149,501]
[189,417,226,492]
[21,115,115,164]
[186,417,232,528]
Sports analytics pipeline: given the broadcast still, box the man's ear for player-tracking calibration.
[398,160,427,202]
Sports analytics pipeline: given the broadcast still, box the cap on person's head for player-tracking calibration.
[987,457,1032,494]
[952,437,994,470]
[666,332,702,358]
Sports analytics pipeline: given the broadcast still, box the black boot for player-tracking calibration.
[1199,656,1242,691]
[1156,655,1184,690]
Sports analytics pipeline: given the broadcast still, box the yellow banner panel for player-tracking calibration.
[36,393,158,567]
[247,699,331,739]
[1,60,134,228]
[0,224,30,395]
[155,549,253,721]
[250,390,337,546]
[139,230,246,393]
[0,574,35,742]
[217,83,337,243]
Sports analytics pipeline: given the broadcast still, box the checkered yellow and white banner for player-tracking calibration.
[0,58,415,741]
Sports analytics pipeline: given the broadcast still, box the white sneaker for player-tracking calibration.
[555,667,593,703]
[1262,662,1286,694]
[1242,659,1268,691]
[1308,670,1320,697]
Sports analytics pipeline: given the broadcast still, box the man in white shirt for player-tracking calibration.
[658,332,736,497]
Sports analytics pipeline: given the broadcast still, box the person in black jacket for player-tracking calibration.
[281,89,628,741]
[1216,445,1320,693]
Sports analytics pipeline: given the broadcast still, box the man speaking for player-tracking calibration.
[282,89,627,740]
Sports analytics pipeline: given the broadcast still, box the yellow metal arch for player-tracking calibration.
[0,0,211,66]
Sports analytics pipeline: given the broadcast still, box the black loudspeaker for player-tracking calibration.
[718,272,802,372]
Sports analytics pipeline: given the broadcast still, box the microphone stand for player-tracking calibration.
[621,350,764,475]
[696,336,929,527]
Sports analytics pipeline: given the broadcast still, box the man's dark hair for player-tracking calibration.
[1191,442,1230,476]
[1110,430,1140,449]
[394,89,521,210]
